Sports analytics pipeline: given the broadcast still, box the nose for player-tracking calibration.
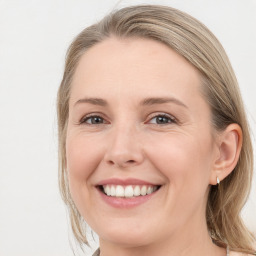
[104,124,144,168]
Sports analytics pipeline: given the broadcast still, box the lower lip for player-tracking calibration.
[97,188,159,208]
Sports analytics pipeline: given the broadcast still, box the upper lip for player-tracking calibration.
[97,178,159,186]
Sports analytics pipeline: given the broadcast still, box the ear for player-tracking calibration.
[209,123,242,185]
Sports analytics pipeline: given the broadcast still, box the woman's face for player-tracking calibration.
[66,37,219,247]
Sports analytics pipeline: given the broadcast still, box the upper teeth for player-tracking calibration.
[102,185,158,198]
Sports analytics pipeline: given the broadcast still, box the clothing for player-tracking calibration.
[92,248,100,256]
[92,246,230,256]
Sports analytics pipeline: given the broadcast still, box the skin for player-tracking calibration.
[66,37,241,256]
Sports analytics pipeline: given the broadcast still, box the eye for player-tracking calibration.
[148,114,176,125]
[80,115,106,125]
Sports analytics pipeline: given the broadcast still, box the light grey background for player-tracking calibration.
[0,0,255,255]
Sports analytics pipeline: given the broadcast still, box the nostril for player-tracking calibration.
[107,159,136,167]
[108,160,115,165]
[127,160,135,163]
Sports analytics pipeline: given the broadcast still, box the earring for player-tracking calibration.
[217,176,220,185]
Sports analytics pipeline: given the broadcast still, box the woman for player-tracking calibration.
[57,5,255,256]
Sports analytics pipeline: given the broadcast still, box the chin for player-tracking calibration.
[96,223,155,247]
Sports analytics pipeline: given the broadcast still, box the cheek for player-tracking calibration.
[149,135,214,220]
[147,133,213,191]
[65,134,104,197]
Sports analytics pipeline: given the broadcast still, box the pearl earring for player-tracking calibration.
[217,176,220,185]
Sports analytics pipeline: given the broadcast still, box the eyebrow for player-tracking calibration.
[74,97,188,108]
[141,97,188,108]
[74,97,107,107]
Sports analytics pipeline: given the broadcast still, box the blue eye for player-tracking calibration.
[80,114,175,125]
[81,115,105,125]
[149,114,175,125]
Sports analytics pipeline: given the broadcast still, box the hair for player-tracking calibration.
[57,4,255,254]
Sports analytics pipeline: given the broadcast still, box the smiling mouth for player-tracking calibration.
[98,184,161,198]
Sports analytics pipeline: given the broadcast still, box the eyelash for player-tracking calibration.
[147,113,177,125]
[79,113,177,126]
[79,114,107,125]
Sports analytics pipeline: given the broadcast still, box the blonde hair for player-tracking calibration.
[57,5,255,254]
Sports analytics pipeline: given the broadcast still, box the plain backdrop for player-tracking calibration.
[0,0,255,255]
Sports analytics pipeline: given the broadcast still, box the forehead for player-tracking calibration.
[70,37,205,108]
